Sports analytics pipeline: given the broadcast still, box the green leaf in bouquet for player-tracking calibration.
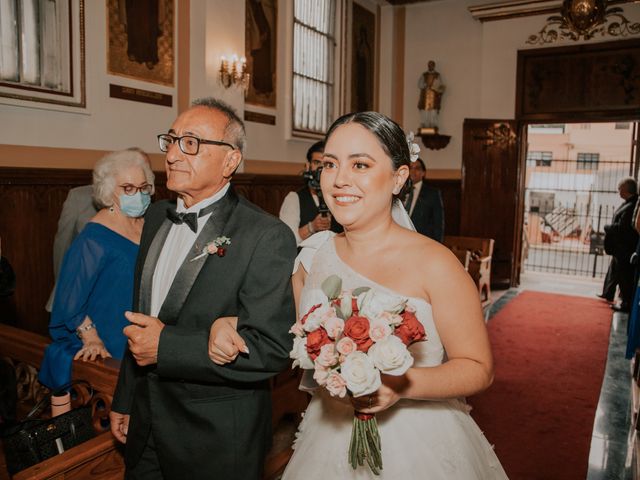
[321,275,343,300]
[340,293,352,319]
[352,286,370,297]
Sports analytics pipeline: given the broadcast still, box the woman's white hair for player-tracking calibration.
[92,149,155,209]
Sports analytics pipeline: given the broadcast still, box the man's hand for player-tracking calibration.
[208,316,248,365]
[123,311,165,366]
[109,411,129,444]
[311,213,331,233]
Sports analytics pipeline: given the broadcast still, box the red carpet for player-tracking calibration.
[468,291,612,480]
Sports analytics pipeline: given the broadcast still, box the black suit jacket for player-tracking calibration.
[605,194,639,262]
[112,188,296,480]
[410,183,444,242]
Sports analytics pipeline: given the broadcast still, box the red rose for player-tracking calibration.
[217,247,226,257]
[300,304,321,326]
[343,315,373,352]
[306,328,331,360]
[394,311,426,346]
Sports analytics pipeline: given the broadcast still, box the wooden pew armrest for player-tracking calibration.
[11,431,123,480]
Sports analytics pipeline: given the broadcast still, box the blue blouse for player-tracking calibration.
[39,223,138,390]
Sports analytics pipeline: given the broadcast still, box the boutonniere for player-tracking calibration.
[191,236,231,262]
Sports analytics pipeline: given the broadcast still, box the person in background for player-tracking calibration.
[602,177,638,313]
[38,149,154,390]
[46,147,151,312]
[279,141,343,245]
[405,157,444,242]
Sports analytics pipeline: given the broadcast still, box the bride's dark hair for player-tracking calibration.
[324,111,412,199]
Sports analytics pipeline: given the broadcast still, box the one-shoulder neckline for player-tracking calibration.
[85,222,140,247]
[329,237,432,310]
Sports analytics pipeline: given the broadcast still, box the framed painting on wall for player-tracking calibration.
[245,0,277,109]
[0,0,86,109]
[107,0,175,87]
[351,2,375,112]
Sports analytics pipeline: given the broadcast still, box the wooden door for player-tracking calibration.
[460,119,523,288]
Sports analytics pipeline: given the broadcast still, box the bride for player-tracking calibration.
[209,111,508,479]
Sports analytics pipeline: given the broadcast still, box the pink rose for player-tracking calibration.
[343,316,373,352]
[289,322,304,337]
[313,365,330,386]
[206,243,217,254]
[336,337,358,356]
[369,318,392,343]
[315,343,338,368]
[323,316,345,339]
[325,371,347,398]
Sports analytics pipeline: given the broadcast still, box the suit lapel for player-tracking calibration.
[157,189,239,324]
[138,205,175,314]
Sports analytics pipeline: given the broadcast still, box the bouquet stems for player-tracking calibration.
[349,412,382,475]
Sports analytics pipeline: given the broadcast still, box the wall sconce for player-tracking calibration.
[219,55,250,92]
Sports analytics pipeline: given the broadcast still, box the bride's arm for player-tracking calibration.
[355,246,494,413]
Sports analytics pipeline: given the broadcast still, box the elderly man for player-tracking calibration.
[602,177,639,313]
[109,98,296,479]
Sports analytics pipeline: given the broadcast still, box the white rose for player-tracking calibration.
[299,289,327,318]
[290,336,314,370]
[303,304,337,333]
[358,289,407,319]
[340,351,381,397]
[368,335,413,376]
[369,318,392,343]
[376,311,403,327]
[315,343,338,368]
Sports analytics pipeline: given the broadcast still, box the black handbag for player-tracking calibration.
[1,381,96,475]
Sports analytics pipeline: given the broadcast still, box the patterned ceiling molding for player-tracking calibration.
[468,0,631,22]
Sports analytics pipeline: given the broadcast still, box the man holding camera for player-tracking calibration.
[279,141,343,244]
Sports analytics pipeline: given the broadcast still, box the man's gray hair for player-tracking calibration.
[93,149,155,209]
[618,177,638,195]
[191,97,247,155]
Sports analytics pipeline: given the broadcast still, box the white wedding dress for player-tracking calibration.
[282,232,509,480]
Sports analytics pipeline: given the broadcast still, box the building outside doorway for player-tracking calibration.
[522,122,637,279]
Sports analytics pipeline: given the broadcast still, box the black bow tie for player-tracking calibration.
[166,202,219,233]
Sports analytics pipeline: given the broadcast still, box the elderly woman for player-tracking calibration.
[39,149,154,390]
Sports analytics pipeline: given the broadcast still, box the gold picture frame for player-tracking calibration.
[245,0,277,108]
[107,0,175,87]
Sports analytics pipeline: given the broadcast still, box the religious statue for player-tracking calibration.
[417,61,445,131]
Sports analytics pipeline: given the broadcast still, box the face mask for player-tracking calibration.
[119,192,151,218]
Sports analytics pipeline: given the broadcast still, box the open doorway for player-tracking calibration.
[521,122,638,280]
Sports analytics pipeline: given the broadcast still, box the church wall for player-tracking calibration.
[402,0,640,175]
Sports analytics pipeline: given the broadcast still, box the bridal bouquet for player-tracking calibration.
[289,275,427,475]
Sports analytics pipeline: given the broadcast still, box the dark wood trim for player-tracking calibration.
[516,38,640,122]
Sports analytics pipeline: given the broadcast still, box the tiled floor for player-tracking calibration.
[492,271,633,480]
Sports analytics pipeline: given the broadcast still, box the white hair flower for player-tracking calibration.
[406,132,420,163]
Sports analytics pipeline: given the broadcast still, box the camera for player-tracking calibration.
[302,167,329,216]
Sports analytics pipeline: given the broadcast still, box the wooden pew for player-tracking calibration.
[0,323,124,479]
[0,323,309,479]
[443,236,495,309]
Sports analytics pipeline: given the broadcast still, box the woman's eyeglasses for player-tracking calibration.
[120,184,153,196]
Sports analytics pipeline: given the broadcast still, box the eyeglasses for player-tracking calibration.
[157,133,236,156]
[120,184,153,196]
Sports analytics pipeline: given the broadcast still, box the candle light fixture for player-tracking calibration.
[219,54,250,92]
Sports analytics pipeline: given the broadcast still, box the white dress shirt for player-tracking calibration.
[409,180,423,216]
[150,183,230,317]
[279,189,320,245]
